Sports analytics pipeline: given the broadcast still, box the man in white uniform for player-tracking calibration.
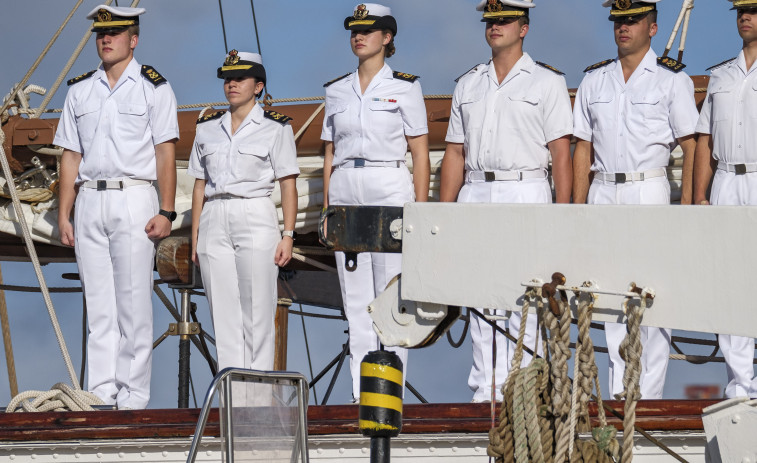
[573,0,698,399]
[440,0,573,403]
[55,5,178,409]
[693,0,757,399]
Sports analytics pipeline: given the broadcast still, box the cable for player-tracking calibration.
[217,0,229,53]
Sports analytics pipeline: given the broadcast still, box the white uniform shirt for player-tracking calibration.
[320,64,428,165]
[573,49,698,174]
[54,58,179,183]
[696,51,757,162]
[445,53,573,172]
[187,104,300,198]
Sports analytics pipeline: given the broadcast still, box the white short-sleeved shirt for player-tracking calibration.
[696,51,757,163]
[53,58,179,183]
[445,53,573,172]
[320,64,428,166]
[187,104,300,199]
[573,49,699,173]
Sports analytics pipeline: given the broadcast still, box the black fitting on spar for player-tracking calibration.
[359,350,403,463]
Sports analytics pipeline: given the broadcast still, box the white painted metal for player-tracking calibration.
[0,432,708,462]
[703,398,757,463]
[400,203,757,338]
[367,277,452,348]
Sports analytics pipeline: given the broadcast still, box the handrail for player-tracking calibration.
[187,367,309,463]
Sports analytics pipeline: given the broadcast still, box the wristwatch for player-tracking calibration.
[282,230,295,239]
[159,209,177,222]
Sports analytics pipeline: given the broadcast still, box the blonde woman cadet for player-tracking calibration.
[189,50,300,371]
[321,3,430,402]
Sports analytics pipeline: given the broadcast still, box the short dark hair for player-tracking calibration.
[518,15,530,26]
[646,10,658,24]
[127,24,140,37]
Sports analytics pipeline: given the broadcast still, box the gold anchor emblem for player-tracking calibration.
[353,4,369,20]
[486,0,504,13]
[225,49,240,66]
[616,0,632,10]
[97,9,112,22]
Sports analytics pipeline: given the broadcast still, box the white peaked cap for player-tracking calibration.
[476,0,535,10]
[86,5,146,20]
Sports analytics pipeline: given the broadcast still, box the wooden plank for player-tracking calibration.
[0,401,714,442]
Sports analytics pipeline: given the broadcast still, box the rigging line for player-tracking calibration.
[250,0,270,97]
[217,0,229,53]
[298,302,319,405]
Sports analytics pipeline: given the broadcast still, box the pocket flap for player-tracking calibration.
[368,100,400,111]
[117,103,147,115]
[74,103,100,117]
[238,144,267,158]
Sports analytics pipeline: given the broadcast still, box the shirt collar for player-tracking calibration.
[736,50,755,75]
[222,103,264,137]
[96,58,140,90]
[484,53,533,86]
[353,63,393,96]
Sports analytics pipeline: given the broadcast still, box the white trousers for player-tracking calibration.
[74,184,158,409]
[589,177,672,399]
[710,170,757,398]
[329,166,414,400]
[458,179,550,402]
[197,197,280,373]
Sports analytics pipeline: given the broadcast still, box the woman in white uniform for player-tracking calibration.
[321,4,430,401]
[189,50,300,372]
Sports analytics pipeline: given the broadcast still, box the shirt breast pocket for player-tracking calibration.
[459,90,485,130]
[199,144,220,176]
[506,92,540,127]
[588,93,615,131]
[630,92,665,124]
[709,85,734,122]
[117,103,149,139]
[327,105,350,135]
[237,144,271,179]
[73,102,101,142]
[368,100,402,133]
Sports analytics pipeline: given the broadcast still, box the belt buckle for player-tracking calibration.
[735,164,747,175]
[96,180,106,191]
[614,173,627,184]
[354,159,365,168]
[484,171,495,182]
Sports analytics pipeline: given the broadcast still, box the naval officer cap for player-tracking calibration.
[476,0,535,21]
[730,0,757,10]
[344,4,398,36]
[602,0,661,21]
[86,5,145,33]
[217,50,267,85]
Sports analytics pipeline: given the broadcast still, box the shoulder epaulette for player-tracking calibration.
[196,110,226,124]
[584,59,615,73]
[535,61,565,75]
[324,73,352,88]
[264,110,293,125]
[706,57,737,72]
[657,56,686,73]
[141,65,167,86]
[67,70,96,86]
[455,63,485,83]
[392,71,419,83]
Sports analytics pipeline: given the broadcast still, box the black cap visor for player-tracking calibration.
[344,15,397,36]
[217,61,266,84]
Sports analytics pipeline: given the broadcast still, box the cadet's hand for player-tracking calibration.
[191,245,199,266]
[695,199,710,206]
[275,236,293,267]
[59,219,75,247]
[145,214,172,240]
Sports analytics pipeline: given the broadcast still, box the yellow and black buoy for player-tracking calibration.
[359,350,403,463]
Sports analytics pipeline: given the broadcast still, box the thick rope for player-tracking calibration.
[618,295,647,463]
[0,265,18,398]
[6,383,103,413]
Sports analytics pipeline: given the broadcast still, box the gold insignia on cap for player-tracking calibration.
[354,4,369,20]
[616,0,632,10]
[225,49,240,66]
[486,0,504,13]
[97,9,112,22]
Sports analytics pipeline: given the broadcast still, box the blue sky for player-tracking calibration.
[0,0,746,408]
